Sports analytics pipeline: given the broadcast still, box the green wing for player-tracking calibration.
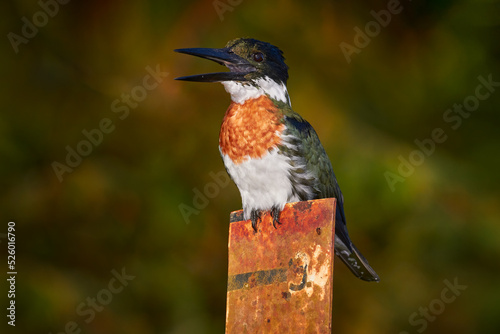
[280,112,346,221]
[279,111,380,282]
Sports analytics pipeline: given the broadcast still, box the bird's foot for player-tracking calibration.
[250,210,262,232]
[270,206,282,229]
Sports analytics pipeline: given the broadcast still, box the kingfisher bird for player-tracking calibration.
[175,38,379,282]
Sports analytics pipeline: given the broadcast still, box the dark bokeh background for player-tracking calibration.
[2,0,500,333]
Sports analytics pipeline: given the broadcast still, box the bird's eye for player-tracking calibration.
[253,52,264,62]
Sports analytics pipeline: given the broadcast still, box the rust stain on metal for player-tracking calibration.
[225,198,336,334]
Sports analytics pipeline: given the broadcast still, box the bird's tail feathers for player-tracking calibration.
[334,236,380,282]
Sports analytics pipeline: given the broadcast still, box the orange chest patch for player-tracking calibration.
[219,95,284,165]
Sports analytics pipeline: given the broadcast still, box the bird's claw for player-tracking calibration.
[250,207,281,231]
[270,206,282,229]
[250,210,262,232]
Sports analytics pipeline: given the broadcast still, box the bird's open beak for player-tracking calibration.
[174,47,256,82]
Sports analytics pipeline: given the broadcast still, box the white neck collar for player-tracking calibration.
[222,76,291,106]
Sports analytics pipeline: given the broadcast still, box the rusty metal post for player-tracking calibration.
[225,198,336,333]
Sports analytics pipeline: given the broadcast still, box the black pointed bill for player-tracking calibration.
[174,47,255,82]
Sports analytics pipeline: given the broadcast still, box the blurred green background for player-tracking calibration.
[2,0,500,333]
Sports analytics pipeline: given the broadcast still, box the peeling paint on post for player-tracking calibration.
[225,198,336,333]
